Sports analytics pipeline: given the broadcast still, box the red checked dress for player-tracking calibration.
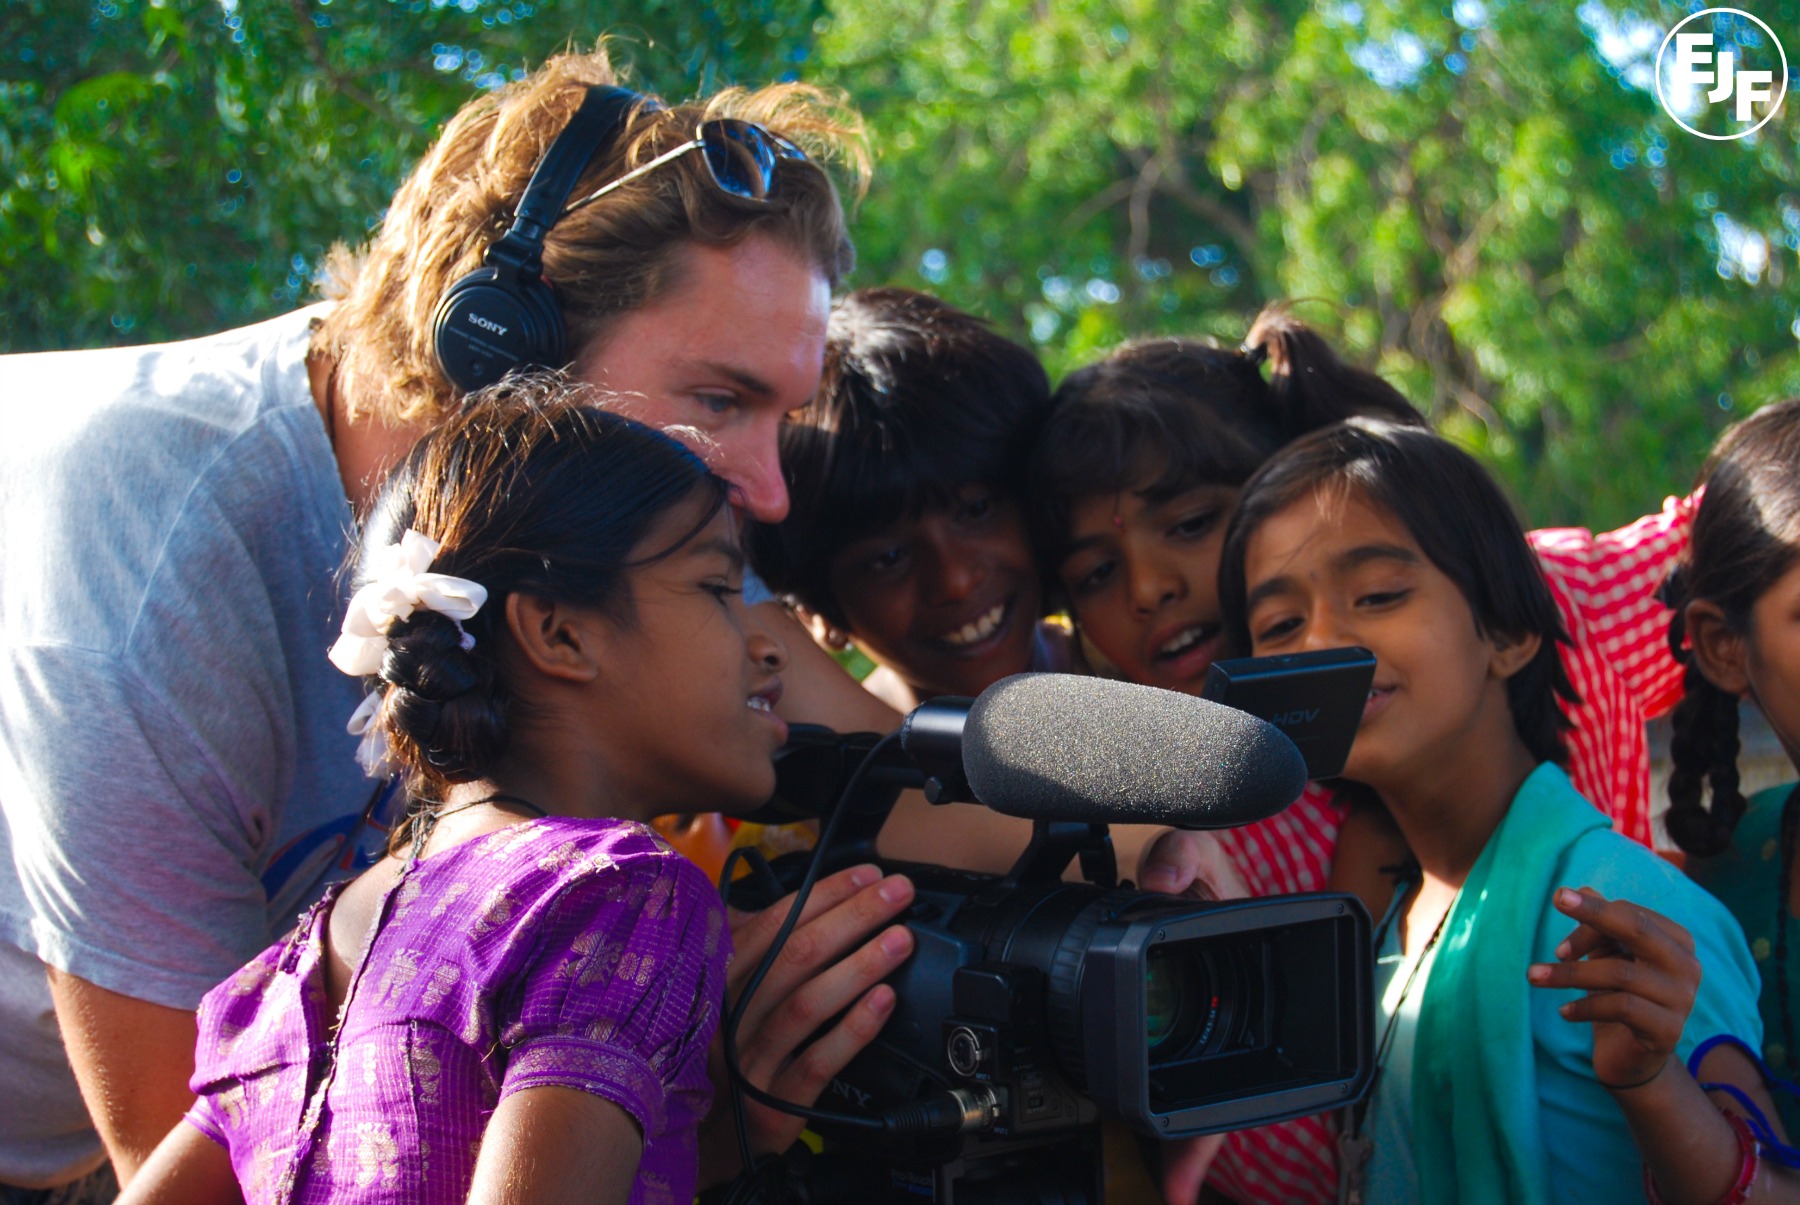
[1203,494,1695,1205]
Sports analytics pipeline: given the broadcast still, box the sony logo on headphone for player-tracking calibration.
[467,312,510,336]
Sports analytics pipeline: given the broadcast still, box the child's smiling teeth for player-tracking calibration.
[747,696,773,713]
[1157,624,1215,659]
[941,601,1007,648]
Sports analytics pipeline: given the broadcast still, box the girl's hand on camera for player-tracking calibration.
[699,863,916,1182]
[1527,886,1700,1092]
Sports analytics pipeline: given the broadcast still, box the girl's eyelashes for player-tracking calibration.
[695,391,738,417]
[701,579,744,603]
[1064,557,1117,597]
[1354,587,1412,609]
[955,492,996,524]
[1169,508,1222,541]
[866,544,909,573]
[1253,613,1304,645]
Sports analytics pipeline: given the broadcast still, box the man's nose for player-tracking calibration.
[726,436,790,524]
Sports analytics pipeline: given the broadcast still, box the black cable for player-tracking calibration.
[712,733,907,1204]
[723,729,901,1132]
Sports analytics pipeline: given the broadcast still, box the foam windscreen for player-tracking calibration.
[959,673,1308,829]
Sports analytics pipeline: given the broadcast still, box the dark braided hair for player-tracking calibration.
[1028,302,1425,576]
[1663,398,1800,857]
[344,372,729,850]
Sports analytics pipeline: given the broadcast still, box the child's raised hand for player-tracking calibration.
[1527,886,1701,1092]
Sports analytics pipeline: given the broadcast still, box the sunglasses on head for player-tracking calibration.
[562,117,809,217]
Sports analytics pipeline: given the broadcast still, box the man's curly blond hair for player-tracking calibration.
[314,43,869,425]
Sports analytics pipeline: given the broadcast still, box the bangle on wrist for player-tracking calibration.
[1642,1110,1759,1205]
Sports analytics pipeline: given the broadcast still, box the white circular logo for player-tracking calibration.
[1655,8,1788,140]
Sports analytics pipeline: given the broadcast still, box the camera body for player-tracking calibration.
[726,657,1377,1204]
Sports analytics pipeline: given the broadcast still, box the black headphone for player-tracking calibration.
[432,85,643,395]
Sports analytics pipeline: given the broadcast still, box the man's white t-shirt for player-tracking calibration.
[0,308,383,1186]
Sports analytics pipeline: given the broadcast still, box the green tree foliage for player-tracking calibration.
[0,0,818,351]
[7,2,1797,526]
[818,0,1800,526]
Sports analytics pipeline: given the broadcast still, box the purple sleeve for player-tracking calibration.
[182,1098,229,1150]
[497,854,729,1138]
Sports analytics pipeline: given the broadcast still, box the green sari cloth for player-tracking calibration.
[1412,762,1607,1205]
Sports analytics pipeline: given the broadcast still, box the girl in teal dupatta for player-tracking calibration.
[1216,418,1789,1204]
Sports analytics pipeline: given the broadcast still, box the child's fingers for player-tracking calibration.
[1527,956,1696,1014]
[766,983,900,1114]
[1554,920,1622,964]
[1550,888,1699,966]
[744,923,915,1068]
[1138,830,1206,897]
[729,871,915,1039]
[1555,987,1684,1047]
[726,863,882,972]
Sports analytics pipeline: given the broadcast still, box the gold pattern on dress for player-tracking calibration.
[537,840,588,873]
[391,875,424,919]
[428,881,469,918]
[409,1033,445,1107]
[227,959,276,996]
[420,963,462,1011]
[373,948,422,1005]
[469,886,518,939]
[360,1042,380,1087]
[352,1122,401,1188]
[569,931,627,988]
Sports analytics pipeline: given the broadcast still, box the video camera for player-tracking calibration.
[719,650,1379,1205]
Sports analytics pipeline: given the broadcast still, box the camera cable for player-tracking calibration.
[714,731,901,1204]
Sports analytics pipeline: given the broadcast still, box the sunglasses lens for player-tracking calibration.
[701,120,779,200]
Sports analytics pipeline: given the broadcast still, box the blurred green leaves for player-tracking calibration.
[0,0,818,351]
[820,0,1800,527]
[7,1,1799,527]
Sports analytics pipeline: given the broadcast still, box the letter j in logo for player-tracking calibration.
[1655,8,1788,140]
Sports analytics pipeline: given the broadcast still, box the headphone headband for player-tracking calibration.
[433,84,648,395]
[496,85,642,257]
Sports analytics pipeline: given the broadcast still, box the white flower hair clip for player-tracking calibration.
[328,529,489,677]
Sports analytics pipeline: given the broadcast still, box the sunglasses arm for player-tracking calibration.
[561,138,706,217]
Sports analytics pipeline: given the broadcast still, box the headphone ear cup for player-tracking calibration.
[432,266,567,396]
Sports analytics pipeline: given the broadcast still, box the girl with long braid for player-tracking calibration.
[1665,399,1800,1139]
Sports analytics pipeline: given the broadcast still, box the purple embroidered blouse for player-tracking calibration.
[183,818,730,1205]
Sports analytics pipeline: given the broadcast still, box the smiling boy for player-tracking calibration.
[750,287,1074,710]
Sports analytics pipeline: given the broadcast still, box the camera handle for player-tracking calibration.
[1002,820,1118,889]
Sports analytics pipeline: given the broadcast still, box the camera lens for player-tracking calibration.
[1145,945,1218,1058]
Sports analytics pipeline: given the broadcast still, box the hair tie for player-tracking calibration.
[1658,565,1693,663]
[329,529,489,677]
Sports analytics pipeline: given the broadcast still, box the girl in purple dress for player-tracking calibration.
[119,378,793,1205]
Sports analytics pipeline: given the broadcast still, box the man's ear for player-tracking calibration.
[1686,599,1752,696]
[504,592,604,683]
[795,605,852,652]
[1488,629,1543,681]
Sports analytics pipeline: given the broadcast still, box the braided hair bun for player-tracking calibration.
[341,372,729,802]
[380,608,506,782]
